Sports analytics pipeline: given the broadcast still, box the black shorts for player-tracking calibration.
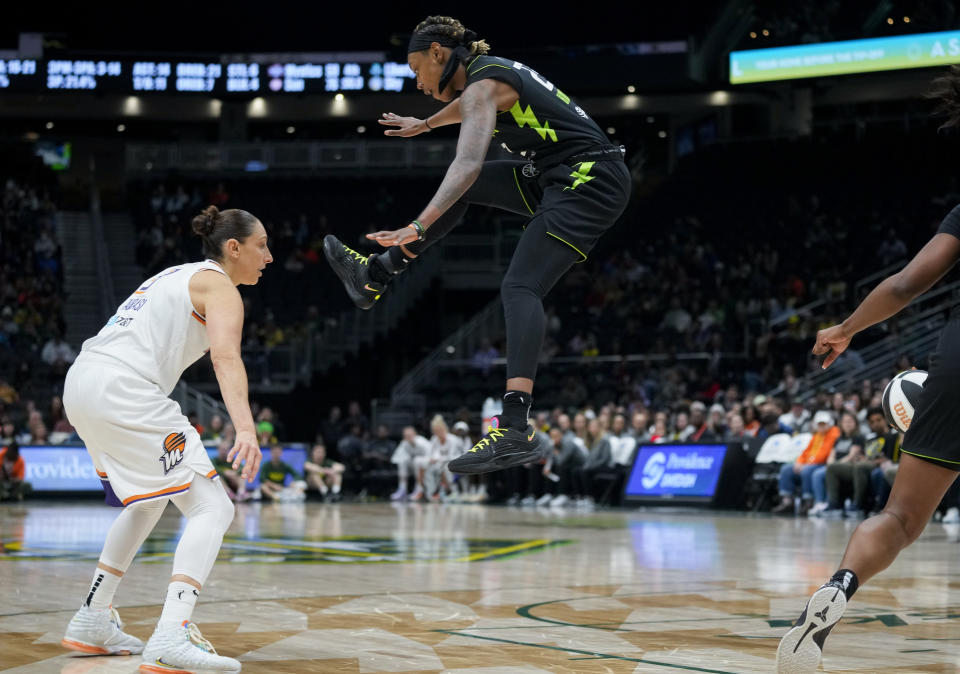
[525,159,632,261]
[900,317,960,471]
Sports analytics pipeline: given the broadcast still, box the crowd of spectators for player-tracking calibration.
[282,369,926,518]
[0,176,78,499]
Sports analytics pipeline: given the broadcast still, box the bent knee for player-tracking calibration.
[211,485,236,532]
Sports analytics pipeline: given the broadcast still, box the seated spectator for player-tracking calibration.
[0,443,29,501]
[808,410,863,517]
[870,438,901,514]
[0,419,14,445]
[671,410,694,441]
[362,424,395,471]
[824,407,894,518]
[779,400,810,433]
[756,412,792,440]
[451,420,487,502]
[724,414,748,441]
[649,412,669,443]
[707,404,728,438]
[336,424,365,474]
[259,444,303,501]
[686,401,719,442]
[390,426,431,502]
[629,410,650,442]
[211,439,249,501]
[343,401,369,435]
[201,414,226,443]
[27,411,48,444]
[773,410,840,514]
[40,332,76,368]
[48,395,77,443]
[547,426,588,507]
[303,442,344,502]
[607,414,637,496]
[582,417,613,504]
[424,415,461,502]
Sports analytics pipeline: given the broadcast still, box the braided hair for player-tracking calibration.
[409,16,490,56]
[927,65,960,130]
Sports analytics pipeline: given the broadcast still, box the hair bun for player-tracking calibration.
[191,205,219,237]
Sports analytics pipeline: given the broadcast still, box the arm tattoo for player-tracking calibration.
[426,81,496,219]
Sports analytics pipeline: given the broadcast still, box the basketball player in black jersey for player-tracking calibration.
[776,68,960,673]
[324,16,631,474]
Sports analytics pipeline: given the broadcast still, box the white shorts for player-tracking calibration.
[63,358,216,507]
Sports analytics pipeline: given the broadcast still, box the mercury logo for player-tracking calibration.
[641,452,667,489]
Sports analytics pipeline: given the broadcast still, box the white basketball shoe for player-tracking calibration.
[776,582,847,673]
[62,605,144,655]
[140,621,240,673]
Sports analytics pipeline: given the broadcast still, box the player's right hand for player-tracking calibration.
[379,112,428,137]
[812,324,852,370]
[228,430,262,482]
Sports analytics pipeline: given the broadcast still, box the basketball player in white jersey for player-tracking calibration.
[60,205,272,673]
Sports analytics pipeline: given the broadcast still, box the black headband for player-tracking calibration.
[407,32,460,53]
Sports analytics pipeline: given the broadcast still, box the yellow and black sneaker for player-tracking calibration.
[323,235,386,310]
[448,419,543,474]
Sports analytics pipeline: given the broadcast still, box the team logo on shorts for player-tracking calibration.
[159,432,187,474]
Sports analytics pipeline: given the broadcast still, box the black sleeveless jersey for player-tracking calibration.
[463,55,610,167]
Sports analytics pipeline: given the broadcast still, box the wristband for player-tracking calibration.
[423,117,434,130]
[409,220,426,241]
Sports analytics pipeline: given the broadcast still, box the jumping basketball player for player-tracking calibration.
[323,16,631,474]
[60,206,271,673]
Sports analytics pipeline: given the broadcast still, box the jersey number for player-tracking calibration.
[134,267,181,294]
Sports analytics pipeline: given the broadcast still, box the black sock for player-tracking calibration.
[501,391,532,431]
[369,248,412,285]
[828,568,859,600]
[387,246,412,271]
[368,255,392,284]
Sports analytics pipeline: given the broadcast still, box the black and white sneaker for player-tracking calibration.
[323,235,386,310]
[776,582,847,674]
[448,420,543,474]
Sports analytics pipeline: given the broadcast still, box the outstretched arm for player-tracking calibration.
[379,99,463,137]
[367,80,497,247]
[814,233,960,368]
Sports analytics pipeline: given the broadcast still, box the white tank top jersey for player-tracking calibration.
[75,260,227,395]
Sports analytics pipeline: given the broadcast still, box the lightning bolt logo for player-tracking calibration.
[509,102,558,142]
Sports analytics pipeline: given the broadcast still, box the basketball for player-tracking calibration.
[881,369,928,432]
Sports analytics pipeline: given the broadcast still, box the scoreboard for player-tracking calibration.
[0,56,416,95]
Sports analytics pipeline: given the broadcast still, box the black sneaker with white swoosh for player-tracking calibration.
[448,420,544,474]
[776,581,848,673]
[322,235,386,310]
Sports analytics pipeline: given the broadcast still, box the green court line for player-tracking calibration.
[434,629,739,674]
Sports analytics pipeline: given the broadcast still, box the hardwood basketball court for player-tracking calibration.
[2,502,959,672]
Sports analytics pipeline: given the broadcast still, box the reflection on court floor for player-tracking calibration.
[3,502,960,672]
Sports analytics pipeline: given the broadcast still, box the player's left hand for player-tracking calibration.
[228,430,262,482]
[812,323,852,370]
[367,225,419,247]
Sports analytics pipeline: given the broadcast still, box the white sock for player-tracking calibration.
[332,484,341,495]
[85,567,122,611]
[158,581,199,628]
